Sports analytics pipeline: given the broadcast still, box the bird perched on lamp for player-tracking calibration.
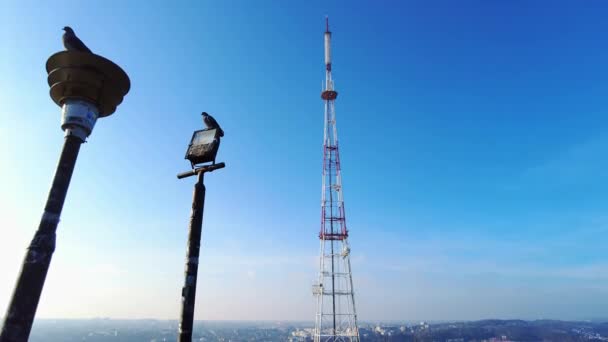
[202,112,225,137]
[62,26,92,53]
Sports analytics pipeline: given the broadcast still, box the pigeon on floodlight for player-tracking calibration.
[201,112,225,137]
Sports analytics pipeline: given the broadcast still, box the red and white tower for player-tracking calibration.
[312,18,360,342]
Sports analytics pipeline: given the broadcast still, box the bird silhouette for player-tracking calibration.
[62,26,92,53]
[202,112,224,137]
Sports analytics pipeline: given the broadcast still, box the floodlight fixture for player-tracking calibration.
[185,128,220,169]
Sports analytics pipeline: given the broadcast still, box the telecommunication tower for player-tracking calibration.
[312,18,360,342]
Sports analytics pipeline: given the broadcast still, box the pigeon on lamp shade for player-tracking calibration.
[62,26,92,53]
[202,112,224,137]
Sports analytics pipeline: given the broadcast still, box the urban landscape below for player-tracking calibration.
[20,319,608,341]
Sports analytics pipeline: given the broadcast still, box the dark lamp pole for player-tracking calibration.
[0,51,129,342]
[177,128,225,342]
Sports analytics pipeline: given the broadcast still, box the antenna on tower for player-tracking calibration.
[324,16,332,72]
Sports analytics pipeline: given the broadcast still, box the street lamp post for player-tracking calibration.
[0,51,130,342]
[177,127,225,342]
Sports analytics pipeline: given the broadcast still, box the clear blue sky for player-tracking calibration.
[1,0,608,321]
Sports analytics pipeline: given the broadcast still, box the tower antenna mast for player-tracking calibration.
[312,17,360,342]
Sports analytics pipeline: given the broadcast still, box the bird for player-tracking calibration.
[62,26,92,53]
[202,112,224,137]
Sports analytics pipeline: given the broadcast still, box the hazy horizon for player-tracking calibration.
[12,317,608,323]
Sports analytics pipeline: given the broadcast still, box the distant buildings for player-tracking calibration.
[24,319,608,341]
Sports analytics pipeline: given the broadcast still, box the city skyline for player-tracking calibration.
[1,1,608,322]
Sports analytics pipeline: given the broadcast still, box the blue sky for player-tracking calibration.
[1,0,608,321]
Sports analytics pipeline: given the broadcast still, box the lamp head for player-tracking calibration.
[185,129,220,167]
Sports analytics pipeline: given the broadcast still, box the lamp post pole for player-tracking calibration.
[0,135,83,342]
[177,162,225,342]
[0,51,129,342]
[178,171,205,342]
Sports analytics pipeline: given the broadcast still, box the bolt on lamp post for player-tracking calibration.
[177,127,225,342]
[0,51,130,342]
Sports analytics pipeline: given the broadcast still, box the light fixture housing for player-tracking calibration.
[185,129,220,168]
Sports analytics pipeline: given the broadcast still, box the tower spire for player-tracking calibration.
[324,16,332,72]
[313,19,360,342]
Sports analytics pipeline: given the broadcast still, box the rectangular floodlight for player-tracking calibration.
[185,129,219,167]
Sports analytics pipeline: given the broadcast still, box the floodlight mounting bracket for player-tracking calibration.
[177,162,226,179]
